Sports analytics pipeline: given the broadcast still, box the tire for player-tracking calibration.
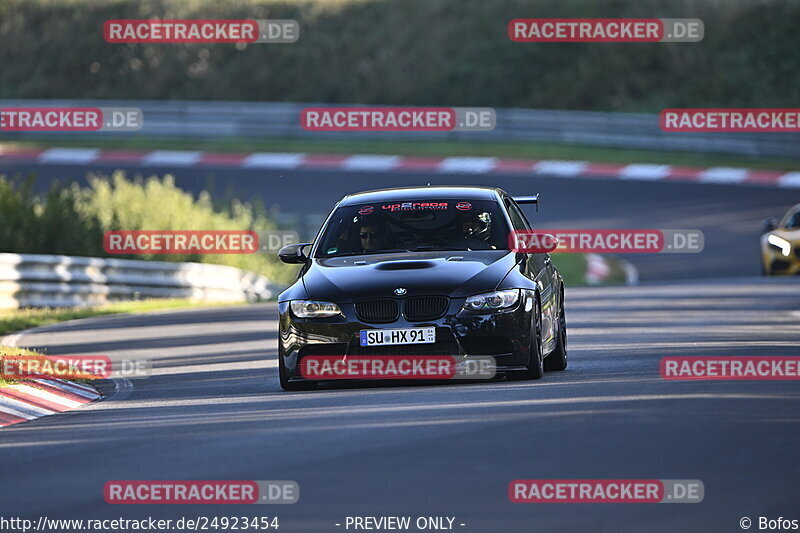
[544,291,568,371]
[519,297,544,380]
[279,354,317,391]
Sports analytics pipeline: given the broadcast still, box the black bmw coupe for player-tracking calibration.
[277,186,567,390]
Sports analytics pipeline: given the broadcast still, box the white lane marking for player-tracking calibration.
[242,152,304,169]
[1,332,23,347]
[619,164,671,180]
[92,392,794,416]
[534,160,588,177]
[141,150,201,166]
[45,377,99,394]
[343,155,400,171]
[151,359,275,377]
[438,157,497,174]
[46,378,99,395]
[8,384,83,408]
[38,379,100,400]
[699,167,748,184]
[59,377,131,413]
[39,148,100,164]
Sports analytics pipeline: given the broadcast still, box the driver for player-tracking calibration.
[358,219,385,252]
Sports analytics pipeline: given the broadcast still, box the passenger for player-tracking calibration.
[450,212,494,249]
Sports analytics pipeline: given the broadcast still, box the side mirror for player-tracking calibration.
[278,243,311,264]
[763,217,778,233]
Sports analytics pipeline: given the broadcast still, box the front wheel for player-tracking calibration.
[279,354,317,391]
[519,297,544,380]
[544,292,568,371]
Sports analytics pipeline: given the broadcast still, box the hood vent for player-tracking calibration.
[374,260,435,271]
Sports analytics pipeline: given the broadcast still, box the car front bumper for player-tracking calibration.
[278,293,536,382]
[762,244,800,275]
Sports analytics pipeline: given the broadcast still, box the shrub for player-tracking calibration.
[0,0,797,111]
[0,172,294,284]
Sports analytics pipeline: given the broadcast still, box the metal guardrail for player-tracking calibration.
[1,99,798,158]
[0,253,279,309]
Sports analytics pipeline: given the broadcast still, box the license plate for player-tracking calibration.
[359,327,436,346]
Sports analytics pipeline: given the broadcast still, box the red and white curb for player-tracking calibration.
[0,378,100,427]
[1,329,102,428]
[1,146,798,188]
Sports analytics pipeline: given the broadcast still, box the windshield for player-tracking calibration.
[783,210,800,230]
[315,199,510,257]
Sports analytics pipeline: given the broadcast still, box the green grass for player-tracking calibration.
[0,345,43,388]
[0,298,246,338]
[607,259,629,285]
[5,137,798,171]
[551,254,587,288]
[551,253,628,287]
[0,345,104,389]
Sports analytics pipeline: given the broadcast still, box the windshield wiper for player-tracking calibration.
[321,247,468,257]
[406,246,467,252]
[320,249,408,258]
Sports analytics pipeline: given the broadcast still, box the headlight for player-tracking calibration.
[767,235,791,257]
[462,289,520,312]
[290,300,343,318]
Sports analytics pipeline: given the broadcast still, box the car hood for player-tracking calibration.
[301,251,518,302]
[769,229,800,242]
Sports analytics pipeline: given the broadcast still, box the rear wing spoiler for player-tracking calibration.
[512,194,539,212]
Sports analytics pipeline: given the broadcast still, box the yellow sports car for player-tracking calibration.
[761,203,800,275]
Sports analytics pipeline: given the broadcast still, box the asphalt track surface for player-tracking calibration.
[1,162,799,532]
[2,279,800,532]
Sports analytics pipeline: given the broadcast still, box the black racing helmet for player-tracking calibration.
[457,210,492,241]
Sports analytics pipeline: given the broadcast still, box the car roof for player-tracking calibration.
[339,186,507,206]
